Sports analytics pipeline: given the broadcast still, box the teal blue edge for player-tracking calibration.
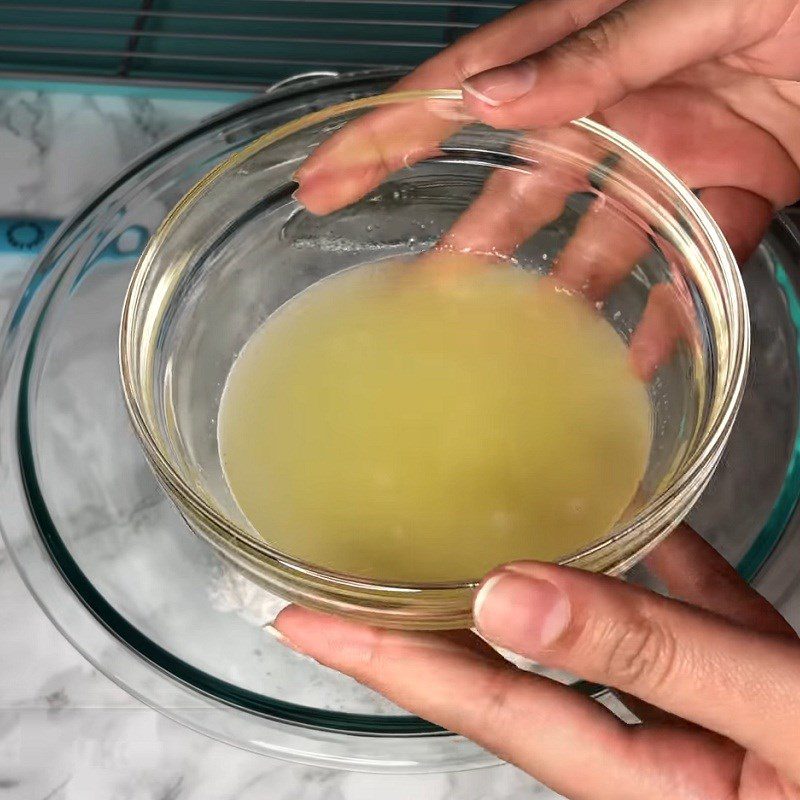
[737,260,800,581]
[0,77,254,104]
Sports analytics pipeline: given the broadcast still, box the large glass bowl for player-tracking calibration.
[120,89,748,629]
[0,72,794,772]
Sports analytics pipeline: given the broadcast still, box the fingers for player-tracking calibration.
[440,161,578,258]
[294,0,623,214]
[439,180,566,258]
[645,523,797,639]
[698,186,774,264]
[628,282,695,382]
[473,561,800,781]
[440,127,592,256]
[552,195,650,301]
[272,606,738,800]
[292,96,456,215]
[600,84,800,209]
[612,186,770,381]
[273,606,627,798]
[440,142,692,384]
[461,0,784,128]
[440,0,625,81]
[618,522,795,725]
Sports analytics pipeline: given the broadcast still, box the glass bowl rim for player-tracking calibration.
[119,88,749,593]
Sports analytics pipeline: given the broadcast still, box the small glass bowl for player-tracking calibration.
[120,90,748,629]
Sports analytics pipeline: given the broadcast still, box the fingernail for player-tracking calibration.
[291,186,306,206]
[424,97,474,122]
[264,622,306,654]
[292,161,313,182]
[263,623,290,645]
[264,621,319,663]
[474,570,570,653]
[462,61,537,107]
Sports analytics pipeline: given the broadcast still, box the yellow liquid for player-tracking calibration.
[219,255,652,582]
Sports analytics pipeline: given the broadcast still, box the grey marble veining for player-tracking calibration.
[0,90,225,217]
[0,85,552,800]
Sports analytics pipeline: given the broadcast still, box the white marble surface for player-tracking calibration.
[0,86,545,800]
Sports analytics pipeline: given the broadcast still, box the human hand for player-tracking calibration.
[294,0,800,262]
[271,525,800,799]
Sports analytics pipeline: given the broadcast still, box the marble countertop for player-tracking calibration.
[0,85,540,800]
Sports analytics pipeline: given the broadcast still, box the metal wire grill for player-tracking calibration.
[0,1,516,89]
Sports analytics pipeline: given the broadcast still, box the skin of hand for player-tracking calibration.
[274,3,800,797]
[272,526,800,800]
[292,0,800,380]
[294,0,800,260]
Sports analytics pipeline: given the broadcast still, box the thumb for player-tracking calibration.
[460,0,781,128]
[473,561,800,781]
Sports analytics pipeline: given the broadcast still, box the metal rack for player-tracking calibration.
[0,1,515,90]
